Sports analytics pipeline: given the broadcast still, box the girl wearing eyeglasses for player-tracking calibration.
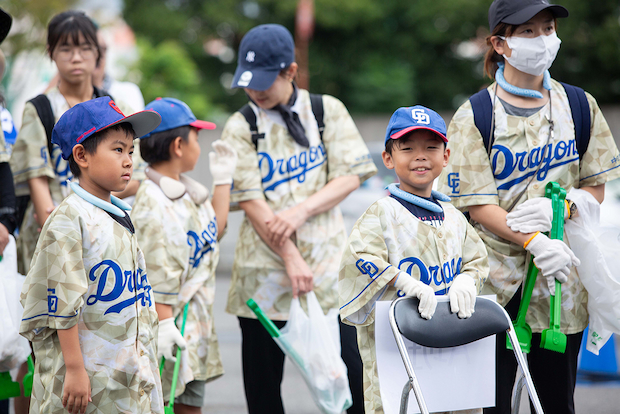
[10,11,142,277]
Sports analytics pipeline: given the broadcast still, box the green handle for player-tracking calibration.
[160,302,190,409]
[515,260,538,328]
[547,182,566,330]
[508,182,562,353]
[247,299,282,338]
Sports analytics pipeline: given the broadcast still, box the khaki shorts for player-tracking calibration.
[175,380,206,407]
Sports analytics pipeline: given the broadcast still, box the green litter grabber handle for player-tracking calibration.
[540,182,568,353]
[0,355,34,401]
[159,302,190,414]
[246,299,305,368]
[507,181,567,353]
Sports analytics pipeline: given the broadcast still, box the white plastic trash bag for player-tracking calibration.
[0,235,31,371]
[564,188,620,354]
[276,292,352,414]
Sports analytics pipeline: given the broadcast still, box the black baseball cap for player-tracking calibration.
[488,0,568,32]
[231,24,295,91]
[0,8,12,45]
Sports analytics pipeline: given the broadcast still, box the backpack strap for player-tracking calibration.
[309,93,325,140]
[93,86,112,99]
[28,94,55,159]
[240,94,325,150]
[469,89,494,155]
[560,82,591,159]
[238,104,265,149]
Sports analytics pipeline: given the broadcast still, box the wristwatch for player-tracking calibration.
[566,199,577,219]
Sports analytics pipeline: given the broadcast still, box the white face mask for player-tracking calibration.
[501,32,562,76]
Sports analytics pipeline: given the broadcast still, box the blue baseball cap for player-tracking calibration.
[231,24,295,91]
[384,105,448,144]
[141,97,216,138]
[52,96,161,160]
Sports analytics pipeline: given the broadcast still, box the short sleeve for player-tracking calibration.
[437,100,499,210]
[321,95,377,184]
[578,92,620,187]
[132,197,183,305]
[19,209,86,340]
[220,112,265,205]
[9,102,55,186]
[339,203,399,326]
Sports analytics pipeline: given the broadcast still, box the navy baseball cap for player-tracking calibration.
[141,97,216,138]
[231,24,295,91]
[52,96,161,160]
[488,0,568,32]
[385,106,447,144]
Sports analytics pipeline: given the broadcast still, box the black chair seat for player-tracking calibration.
[394,297,509,348]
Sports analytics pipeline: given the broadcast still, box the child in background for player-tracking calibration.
[19,97,163,414]
[131,97,237,413]
[9,10,145,276]
[339,106,489,414]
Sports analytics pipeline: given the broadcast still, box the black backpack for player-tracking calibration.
[238,93,325,150]
[468,82,591,159]
[14,87,111,230]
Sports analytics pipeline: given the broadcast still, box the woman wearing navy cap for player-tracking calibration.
[438,0,620,413]
[221,24,377,414]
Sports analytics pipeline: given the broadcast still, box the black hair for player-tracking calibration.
[139,126,192,165]
[385,131,447,155]
[68,122,135,178]
[47,10,101,65]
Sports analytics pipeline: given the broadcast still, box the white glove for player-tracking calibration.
[209,140,238,186]
[525,233,580,295]
[158,318,187,362]
[394,272,437,320]
[448,274,477,318]
[506,198,567,233]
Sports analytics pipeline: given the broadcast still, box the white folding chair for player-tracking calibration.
[388,296,543,414]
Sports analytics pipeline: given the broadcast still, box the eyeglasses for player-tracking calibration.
[55,44,97,62]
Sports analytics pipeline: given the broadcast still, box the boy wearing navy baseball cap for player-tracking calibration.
[131,97,237,412]
[338,105,489,413]
[20,96,166,414]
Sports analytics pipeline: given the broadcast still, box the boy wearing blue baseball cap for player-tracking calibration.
[338,106,490,414]
[131,97,237,413]
[19,96,165,414]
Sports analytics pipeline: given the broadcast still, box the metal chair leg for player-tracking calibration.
[389,300,430,414]
[400,381,412,414]
[506,328,544,414]
[511,369,527,414]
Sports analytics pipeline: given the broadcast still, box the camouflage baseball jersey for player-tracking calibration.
[19,193,163,414]
[438,79,620,334]
[9,87,147,275]
[339,196,489,414]
[131,179,224,399]
[221,89,377,320]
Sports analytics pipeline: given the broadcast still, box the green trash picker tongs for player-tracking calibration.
[0,355,34,401]
[507,181,567,354]
[540,182,568,353]
[159,302,190,414]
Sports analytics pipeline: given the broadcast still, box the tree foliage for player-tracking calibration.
[123,0,620,114]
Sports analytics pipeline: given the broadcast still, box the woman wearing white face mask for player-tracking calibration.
[438,0,620,413]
